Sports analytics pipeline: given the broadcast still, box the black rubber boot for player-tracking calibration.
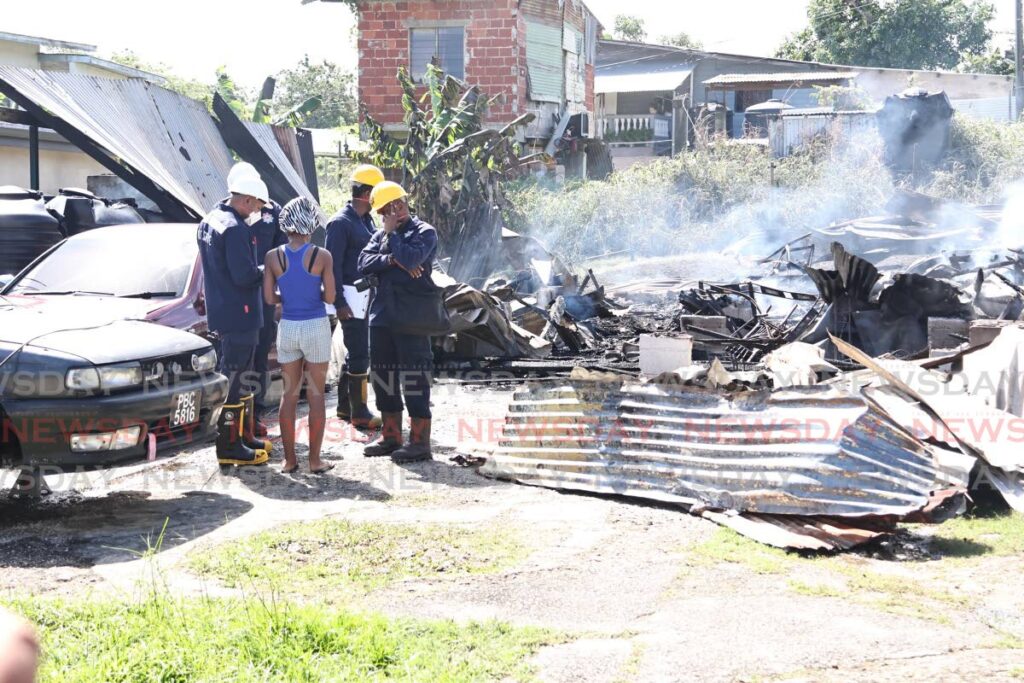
[348,373,382,430]
[217,403,269,466]
[391,418,432,464]
[363,412,403,457]
[336,371,352,420]
[241,395,272,454]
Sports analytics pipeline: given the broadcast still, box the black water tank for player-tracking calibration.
[0,186,64,276]
[877,88,954,172]
[45,188,145,236]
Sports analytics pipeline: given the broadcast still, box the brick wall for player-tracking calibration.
[357,0,525,127]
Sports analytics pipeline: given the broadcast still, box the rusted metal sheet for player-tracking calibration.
[0,67,235,218]
[520,0,562,25]
[479,380,951,518]
[701,510,893,551]
[212,95,324,225]
[272,125,306,184]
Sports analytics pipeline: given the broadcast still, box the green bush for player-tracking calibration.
[923,114,1024,203]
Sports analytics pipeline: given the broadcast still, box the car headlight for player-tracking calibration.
[191,348,217,373]
[65,367,100,391]
[66,363,143,391]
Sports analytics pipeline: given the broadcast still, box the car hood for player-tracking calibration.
[0,295,207,364]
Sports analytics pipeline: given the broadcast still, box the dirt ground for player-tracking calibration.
[1,380,1023,683]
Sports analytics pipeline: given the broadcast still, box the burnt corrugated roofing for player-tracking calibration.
[480,380,948,518]
[0,66,234,218]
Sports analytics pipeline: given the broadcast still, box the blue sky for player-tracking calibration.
[3,0,1019,89]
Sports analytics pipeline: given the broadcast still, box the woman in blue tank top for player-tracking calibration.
[263,197,335,474]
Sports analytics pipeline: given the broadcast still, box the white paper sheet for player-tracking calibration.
[342,285,370,319]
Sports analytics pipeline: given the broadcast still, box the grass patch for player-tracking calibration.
[613,641,646,683]
[834,566,970,623]
[991,634,1024,650]
[927,511,1024,558]
[787,580,843,598]
[690,528,795,575]
[190,519,526,596]
[8,595,558,682]
[1011,667,1024,679]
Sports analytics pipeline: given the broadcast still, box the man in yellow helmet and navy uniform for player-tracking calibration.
[325,164,385,429]
[357,181,438,463]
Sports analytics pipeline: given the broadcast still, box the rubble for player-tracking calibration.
[466,198,1024,549]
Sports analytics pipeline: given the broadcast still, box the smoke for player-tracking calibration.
[508,113,1024,290]
[995,181,1024,251]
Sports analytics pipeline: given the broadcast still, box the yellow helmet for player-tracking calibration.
[370,181,408,212]
[350,164,386,187]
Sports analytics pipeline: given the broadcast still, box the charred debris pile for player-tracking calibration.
[459,193,1024,551]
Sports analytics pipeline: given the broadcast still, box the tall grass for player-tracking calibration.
[11,595,557,682]
[505,115,1024,262]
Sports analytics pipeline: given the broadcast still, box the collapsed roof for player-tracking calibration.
[0,67,319,220]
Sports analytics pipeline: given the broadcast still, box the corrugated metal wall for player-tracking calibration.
[520,0,561,24]
[564,23,585,105]
[950,96,1015,123]
[769,112,878,157]
[525,19,564,103]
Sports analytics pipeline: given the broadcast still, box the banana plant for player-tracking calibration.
[358,62,541,280]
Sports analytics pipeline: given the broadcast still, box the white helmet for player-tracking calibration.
[227,162,259,185]
[228,172,269,203]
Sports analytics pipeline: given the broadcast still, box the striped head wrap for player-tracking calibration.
[279,197,323,235]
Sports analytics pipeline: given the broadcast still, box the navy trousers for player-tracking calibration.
[340,316,370,375]
[253,307,277,411]
[218,330,259,404]
[369,326,432,418]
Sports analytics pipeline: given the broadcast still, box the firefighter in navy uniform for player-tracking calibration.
[251,197,286,431]
[357,181,438,463]
[198,164,273,466]
[325,164,385,429]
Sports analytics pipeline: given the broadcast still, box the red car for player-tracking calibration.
[0,224,283,468]
[5,223,280,362]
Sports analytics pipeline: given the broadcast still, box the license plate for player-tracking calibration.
[170,390,201,428]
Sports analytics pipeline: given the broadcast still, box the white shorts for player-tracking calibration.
[277,317,332,364]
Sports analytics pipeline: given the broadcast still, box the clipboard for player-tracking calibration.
[342,285,370,319]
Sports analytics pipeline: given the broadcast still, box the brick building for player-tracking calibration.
[353,0,601,143]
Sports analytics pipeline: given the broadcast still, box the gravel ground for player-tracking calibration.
[1,381,1022,682]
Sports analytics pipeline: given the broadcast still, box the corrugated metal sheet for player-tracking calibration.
[597,68,693,95]
[596,57,694,94]
[212,95,324,225]
[769,111,877,158]
[526,19,564,103]
[520,0,562,25]
[701,510,893,550]
[479,381,948,518]
[703,71,859,87]
[950,96,1014,123]
[0,66,234,217]
[243,121,323,219]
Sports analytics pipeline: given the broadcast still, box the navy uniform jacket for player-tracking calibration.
[357,216,438,328]
[252,201,287,260]
[250,201,286,320]
[325,202,375,308]
[197,202,264,335]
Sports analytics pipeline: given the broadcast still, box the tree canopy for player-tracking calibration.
[274,56,356,129]
[659,31,703,50]
[613,15,647,42]
[776,0,1003,72]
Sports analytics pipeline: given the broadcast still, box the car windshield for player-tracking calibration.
[7,226,197,298]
